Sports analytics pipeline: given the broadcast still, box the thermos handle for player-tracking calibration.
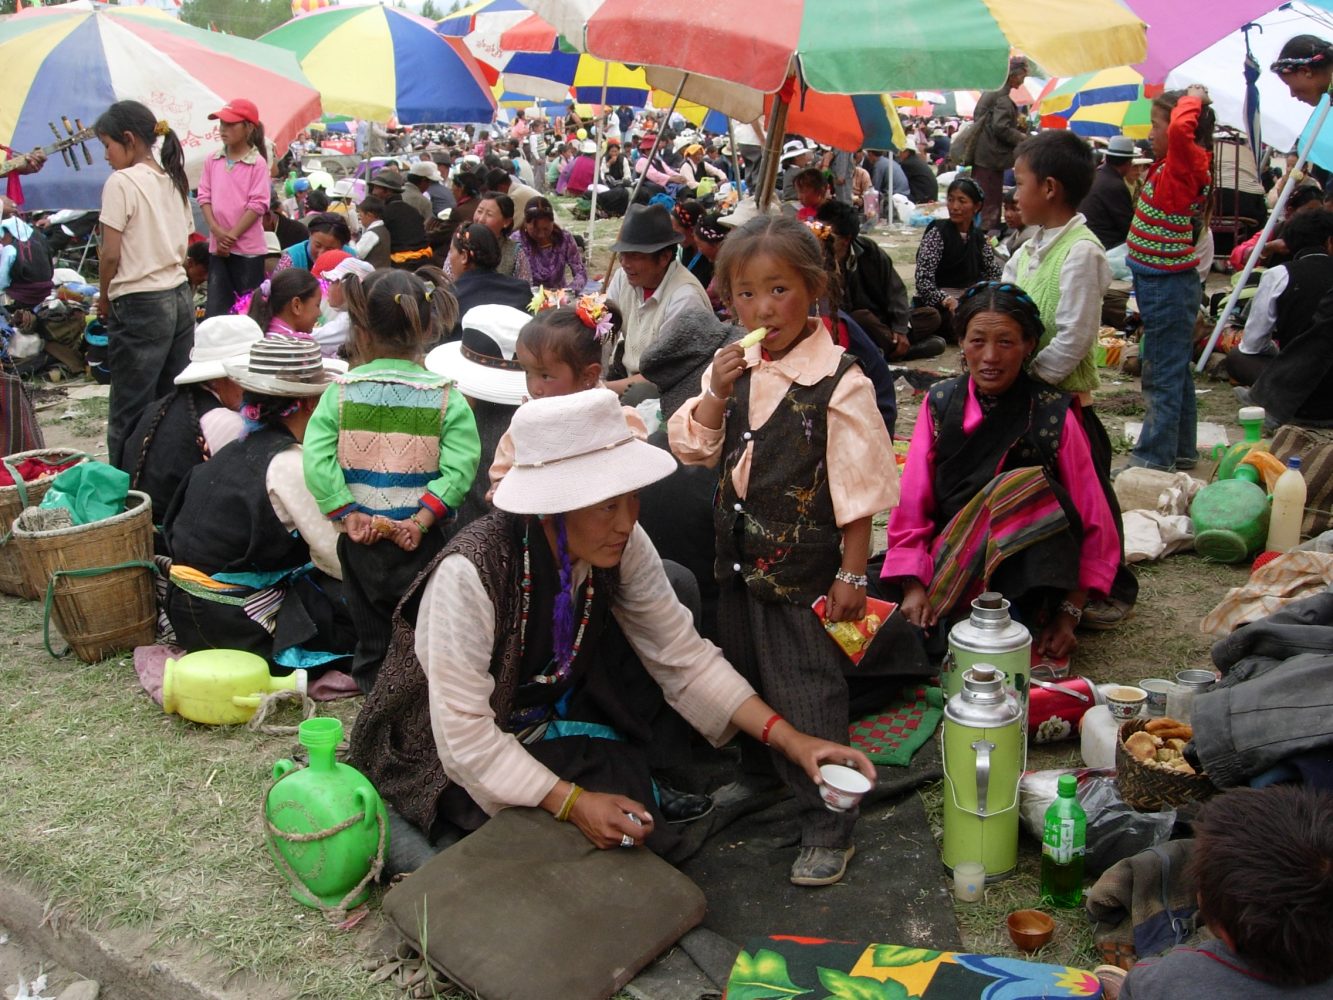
[972,740,995,816]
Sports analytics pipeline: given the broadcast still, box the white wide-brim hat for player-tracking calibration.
[175,315,264,385]
[494,389,677,515]
[425,304,531,405]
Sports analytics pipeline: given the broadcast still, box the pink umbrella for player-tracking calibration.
[1123,0,1281,82]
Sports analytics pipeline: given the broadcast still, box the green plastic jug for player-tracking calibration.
[1190,479,1271,563]
[1212,406,1268,484]
[265,718,388,910]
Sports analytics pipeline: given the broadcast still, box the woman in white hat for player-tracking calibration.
[349,389,874,865]
[122,315,264,539]
[162,335,353,669]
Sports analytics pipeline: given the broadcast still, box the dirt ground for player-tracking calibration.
[0,206,1257,995]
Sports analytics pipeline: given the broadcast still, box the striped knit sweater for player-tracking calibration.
[302,358,481,522]
[1126,96,1212,272]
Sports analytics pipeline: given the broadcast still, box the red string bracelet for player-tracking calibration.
[760,713,784,746]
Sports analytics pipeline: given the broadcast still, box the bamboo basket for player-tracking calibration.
[0,448,86,599]
[13,490,156,663]
[1115,719,1217,812]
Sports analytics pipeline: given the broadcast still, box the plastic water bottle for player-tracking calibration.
[1040,774,1087,908]
[1266,457,1307,553]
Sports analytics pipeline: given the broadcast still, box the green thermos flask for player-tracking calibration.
[944,592,1033,705]
[941,665,1025,881]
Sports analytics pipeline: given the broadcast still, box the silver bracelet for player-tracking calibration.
[704,384,726,401]
[834,569,868,589]
[1058,600,1083,623]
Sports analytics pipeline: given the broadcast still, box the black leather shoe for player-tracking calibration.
[656,782,715,824]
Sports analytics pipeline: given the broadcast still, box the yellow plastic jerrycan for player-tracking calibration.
[162,649,305,725]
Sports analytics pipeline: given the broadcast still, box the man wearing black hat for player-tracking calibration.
[1080,135,1146,250]
[604,205,711,397]
[367,168,431,270]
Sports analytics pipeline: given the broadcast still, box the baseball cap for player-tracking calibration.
[208,99,260,125]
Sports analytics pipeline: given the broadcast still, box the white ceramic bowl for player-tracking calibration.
[818,763,873,812]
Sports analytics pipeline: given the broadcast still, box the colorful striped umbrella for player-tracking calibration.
[0,6,322,211]
[261,6,495,125]
[1039,67,1162,139]
[502,46,651,106]
[435,0,538,85]
[518,0,1146,94]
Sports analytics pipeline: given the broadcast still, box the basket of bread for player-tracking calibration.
[1116,717,1217,811]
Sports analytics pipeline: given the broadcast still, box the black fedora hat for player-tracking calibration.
[610,204,683,254]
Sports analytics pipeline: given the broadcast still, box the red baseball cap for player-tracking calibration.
[209,98,260,124]
[311,249,352,278]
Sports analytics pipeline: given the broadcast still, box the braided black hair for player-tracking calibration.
[130,388,209,494]
[954,281,1044,343]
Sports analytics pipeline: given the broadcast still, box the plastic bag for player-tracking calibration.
[1020,768,1176,877]
[37,460,129,526]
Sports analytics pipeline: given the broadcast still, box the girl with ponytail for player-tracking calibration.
[302,268,481,694]
[94,99,196,471]
[199,98,271,318]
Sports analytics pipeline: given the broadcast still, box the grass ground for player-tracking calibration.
[0,202,1252,994]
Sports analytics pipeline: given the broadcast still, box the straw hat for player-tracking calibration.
[263,231,283,255]
[493,389,677,515]
[425,304,530,405]
[223,335,338,397]
[175,316,264,385]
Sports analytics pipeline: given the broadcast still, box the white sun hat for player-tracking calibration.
[425,304,530,405]
[493,389,677,514]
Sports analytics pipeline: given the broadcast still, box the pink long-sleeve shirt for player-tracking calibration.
[882,380,1120,598]
[196,147,271,257]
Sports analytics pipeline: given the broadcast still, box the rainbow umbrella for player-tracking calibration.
[519,0,1146,93]
[0,6,322,210]
[1039,67,1162,139]
[499,42,651,106]
[261,6,495,124]
[435,0,536,84]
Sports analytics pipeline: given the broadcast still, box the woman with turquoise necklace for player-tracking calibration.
[350,389,874,873]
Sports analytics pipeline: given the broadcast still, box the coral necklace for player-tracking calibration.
[520,529,594,686]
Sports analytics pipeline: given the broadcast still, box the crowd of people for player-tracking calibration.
[2,31,1333,996]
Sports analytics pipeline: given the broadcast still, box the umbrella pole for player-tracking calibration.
[755,93,788,209]
[606,75,691,281]
[589,62,609,248]
[727,117,740,192]
[1197,96,1333,370]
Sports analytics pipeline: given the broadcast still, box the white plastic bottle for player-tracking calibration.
[1266,457,1307,553]
[1079,705,1119,770]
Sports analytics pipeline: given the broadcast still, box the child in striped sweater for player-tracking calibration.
[1125,87,1214,472]
[303,268,481,694]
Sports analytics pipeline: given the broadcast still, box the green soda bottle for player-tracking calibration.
[1040,774,1087,908]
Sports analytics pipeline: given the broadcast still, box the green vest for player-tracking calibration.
[1013,221,1102,394]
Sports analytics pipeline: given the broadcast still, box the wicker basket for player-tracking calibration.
[0,448,87,599]
[1115,719,1217,812]
[13,490,156,663]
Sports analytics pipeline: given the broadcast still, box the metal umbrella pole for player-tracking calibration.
[588,61,609,246]
[606,73,690,280]
[1197,96,1333,370]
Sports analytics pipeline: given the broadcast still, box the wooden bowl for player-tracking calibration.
[1006,909,1055,953]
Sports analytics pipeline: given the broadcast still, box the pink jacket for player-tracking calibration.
[883,381,1120,598]
[197,147,271,257]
